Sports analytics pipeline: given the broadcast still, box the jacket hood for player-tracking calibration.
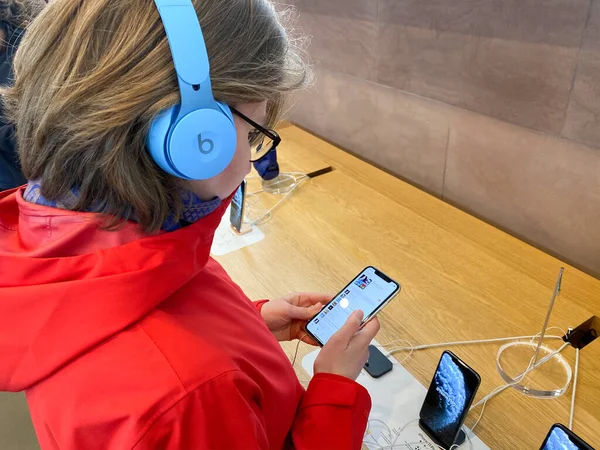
[0,187,228,391]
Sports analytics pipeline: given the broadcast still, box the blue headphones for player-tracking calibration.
[147,0,236,180]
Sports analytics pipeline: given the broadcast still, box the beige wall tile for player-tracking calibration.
[377,0,589,134]
[290,68,450,195]
[563,0,600,147]
[289,68,387,166]
[444,111,600,275]
[287,73,334,139]
[294,7,378,81]
[373,87,450,196]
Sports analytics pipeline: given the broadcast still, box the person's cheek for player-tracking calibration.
[223,145,250,196]
[235,134,252,175]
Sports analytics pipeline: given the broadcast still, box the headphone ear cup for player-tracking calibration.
[167,107,237,180]
[147,106,180,177]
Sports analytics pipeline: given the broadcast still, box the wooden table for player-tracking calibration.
[214,122,600,449]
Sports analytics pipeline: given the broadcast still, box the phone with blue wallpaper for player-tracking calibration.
[419,351,481,450]
[540,424,595,450]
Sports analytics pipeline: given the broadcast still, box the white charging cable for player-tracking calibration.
[246,172,308,195]
[262,172,308,194]
[362,339,570,450]
[380,327,567,358]
[364,418,472,450]
[569,348,580,430]
[290,334,311,386]
[291,334,306,368]
[289,327,572,435]
[373,327,569,433]
[469,341,570,431]
[245,173,309,225]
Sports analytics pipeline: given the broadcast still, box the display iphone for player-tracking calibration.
[305,266,400,346]
[230,180,251,235]
[539,424,595,450]
[419,351,481,450]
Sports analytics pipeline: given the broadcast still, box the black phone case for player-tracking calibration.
[539,424,595,450]
[364,345,393,378]
[229,180,246,232]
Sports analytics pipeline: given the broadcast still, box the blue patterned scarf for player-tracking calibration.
[23,181,221,232]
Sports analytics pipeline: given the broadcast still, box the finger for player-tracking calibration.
[329,310,364,346]
[287,304,322,321]
[295,292,333,307]
[360,347,370,367]
[350,316,380,349]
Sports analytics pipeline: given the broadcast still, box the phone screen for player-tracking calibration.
[230,181,246,232]
[540,424,595,450]
[420,351,480,449]
[305,267,399,346]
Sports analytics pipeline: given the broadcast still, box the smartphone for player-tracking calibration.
[540,424,595,450]
[230,180,248,234]
[305,266,400,347]
[419,351,481,450]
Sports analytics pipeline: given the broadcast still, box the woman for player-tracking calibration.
[0,0,380,449]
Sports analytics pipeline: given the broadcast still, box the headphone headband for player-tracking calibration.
[154,0,215,114]
[148,0,237,180]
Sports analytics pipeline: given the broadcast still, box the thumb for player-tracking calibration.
[289,303,321,321]
[310,302,324,315]
[330,310,364,345]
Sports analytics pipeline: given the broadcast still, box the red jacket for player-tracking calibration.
[0,187,371,449]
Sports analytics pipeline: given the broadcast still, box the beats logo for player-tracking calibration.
[197,134,215,154]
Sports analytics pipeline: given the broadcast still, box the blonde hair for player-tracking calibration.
[2,0,308,232]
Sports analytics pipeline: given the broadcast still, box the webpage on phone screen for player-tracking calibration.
[309,268,395,344]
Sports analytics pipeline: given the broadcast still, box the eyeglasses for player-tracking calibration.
[231,107,281,162]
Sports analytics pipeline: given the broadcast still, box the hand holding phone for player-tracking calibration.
[313,310,380,381]
[305,266,400,347]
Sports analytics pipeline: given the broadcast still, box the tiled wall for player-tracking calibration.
[288,0,600,278]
